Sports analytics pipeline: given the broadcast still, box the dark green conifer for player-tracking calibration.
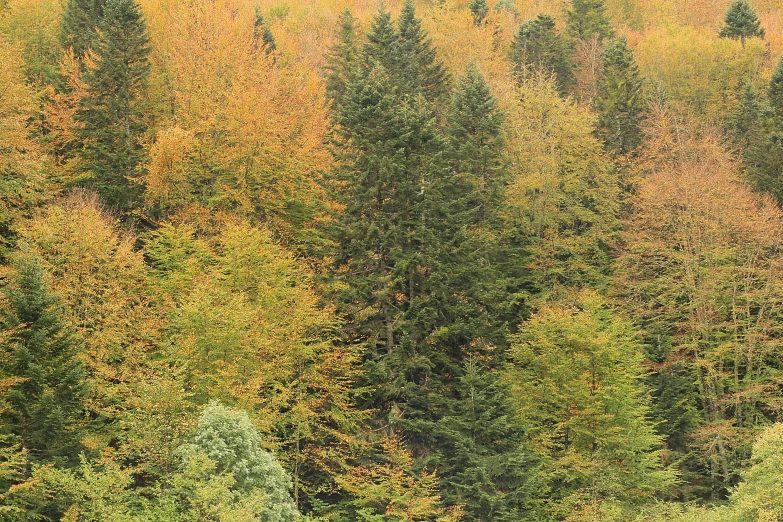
[594,37,644,155]
[393,0,450,103]
[746,133,783,204]
[59,0,107,59]
[253,8,276,54]
[325,9,360,111]
[564,0,615,43]
[728,82,770,156]
[719,0,765,48]
[0,256,86,463]
[510,14,576,96]
[75,0,151,211]
[445,64,506,218]
[433,360,540,521]
[768,55,783,119]
[469,0,489,26]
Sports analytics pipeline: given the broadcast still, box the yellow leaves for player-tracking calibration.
[336,437,463,522]
[138,0,332,239]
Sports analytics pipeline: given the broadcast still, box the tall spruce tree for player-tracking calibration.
[393,0,450,103]
[59,0,107,60]
[728,82,770,160]
[325,9,360,112]
[510,14,576,96]
[564,0,614,43]
[75,0,151,211]
[768,55,783,119]
[0,256,86,463]
[719,0,765,48]
[594,37,644,155]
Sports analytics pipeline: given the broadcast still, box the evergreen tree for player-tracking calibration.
[746,132,783,204]
[445,64,506,216]
[469,0,489,26]
[253,8,276,54]
[74,0,151,211]
[59,0,107,60]
[0,256,86,463]
[509,15,576,96]
[564,0,615,43]
[594,37,644,155]
[728,81,771,167]
[325,9,360,112]
[433,360,540,521]
[719,0,765,48]
[393,0,450,103]
[768,55,783,119]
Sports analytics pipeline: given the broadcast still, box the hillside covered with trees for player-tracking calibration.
[2,0,783,520]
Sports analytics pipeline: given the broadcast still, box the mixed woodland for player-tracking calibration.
[3,0,783,520]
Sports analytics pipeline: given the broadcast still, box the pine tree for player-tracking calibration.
[59,0,107,60]
[768,55,783,119]
[509,15,576,96]
[75,0,151,211]
[0,256,86,463]
[253,8,276,54]
[325,9,360,112]
[469,0,489,26]
[719,0,765,48]
[564,0,615,43]
[594,37,644,155]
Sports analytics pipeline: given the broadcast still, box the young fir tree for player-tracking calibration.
[564,0,615,43]
[433,360,541,521]
[0,256,86,463]
[719,0,765,48]
[59,0,107,60]
[768,55,783,119]
[728,82,771,161]
[253,8,276,54]
[746,132,783,204]
[469,0,489,26]
[594,37,644,155]
[325,9,360,112]
[509,14,576,96]
[75,0,151,211]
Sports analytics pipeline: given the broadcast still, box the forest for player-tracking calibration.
[2,0,783,519]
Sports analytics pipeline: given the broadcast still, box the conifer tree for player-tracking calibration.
[768,55,783,119]
[719,0,765,48]
[445,64,506,215]
[746,132,783,204]
[728,82,770,159]
[75,0,151,211]
[59,0,107,60]
[253,8,276,54]
[325,9,360,112]
[469,0,489,26]
[594,37,644,155]
[393,0,450,103]
[510,15,576,96]
[0,256,86,463]
[564,0,614,43]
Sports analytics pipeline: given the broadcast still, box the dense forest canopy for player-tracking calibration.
[2,0,783,520]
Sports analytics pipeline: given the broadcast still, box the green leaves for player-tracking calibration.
[719,0,764,47]
[510,14,576,96]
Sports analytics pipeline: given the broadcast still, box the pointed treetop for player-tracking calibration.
[565,0,615,42]
[769,55,783,118]
[719,0,764,46]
